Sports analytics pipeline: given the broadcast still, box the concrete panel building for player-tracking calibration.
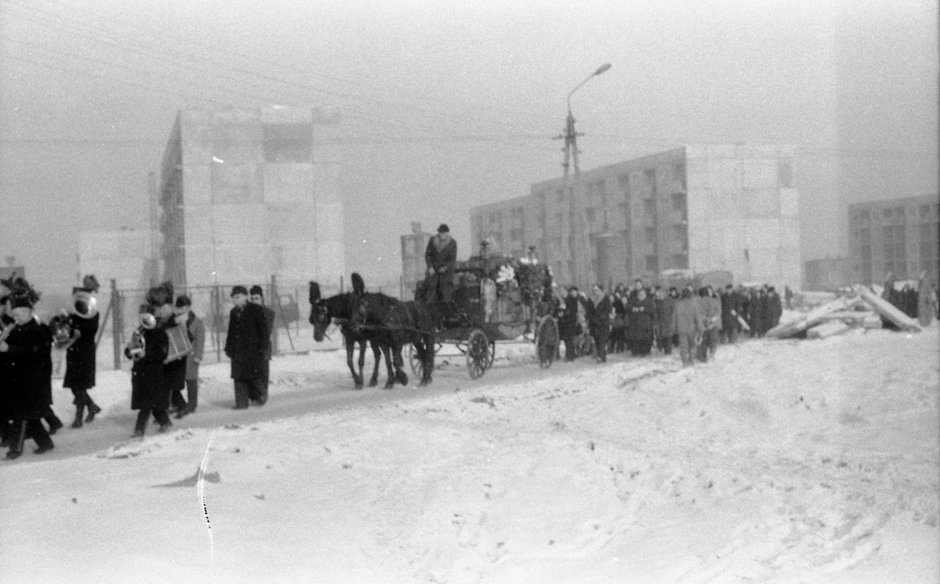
[848,195,939,286]
[470,144,801,289]
[158,106,344,289]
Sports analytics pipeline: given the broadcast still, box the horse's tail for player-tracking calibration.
[352,272,365,295]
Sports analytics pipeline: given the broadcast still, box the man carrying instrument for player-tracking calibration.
[63,275,101,428]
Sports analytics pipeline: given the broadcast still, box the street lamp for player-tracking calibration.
[558,62,611,288]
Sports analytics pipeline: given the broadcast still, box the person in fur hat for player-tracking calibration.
[63,276,102,428]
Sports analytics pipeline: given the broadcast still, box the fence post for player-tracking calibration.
[111,278,122,370]
[214,285,223,363]
[269,275,279,354]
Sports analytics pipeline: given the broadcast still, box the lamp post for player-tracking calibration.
[558,63,611,289]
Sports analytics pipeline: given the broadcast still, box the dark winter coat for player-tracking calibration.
[160,317,187,392]
[259,304,276,359]
[768,291,783,329]
[128,327,168,411]
[4,318,53,420]
[720,291,738,332]
[558,295,582,338]
[0,314,13,419]
[588,294,612,335]
[627,295,655,342]
[63,312,99,391]
[758,292,773,333]
[424,235,458,303]
[224,303,270,380]
[654,295,676,337]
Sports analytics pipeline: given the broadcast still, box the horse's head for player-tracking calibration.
[310,300,332,342]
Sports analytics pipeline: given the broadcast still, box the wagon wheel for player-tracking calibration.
[535,315,559,369]
[466,329,492,379]
[408,343,423,378]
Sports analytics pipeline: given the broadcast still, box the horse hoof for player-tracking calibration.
[383,383,395,390]
[354,384,363,390]
[369,380,378,387]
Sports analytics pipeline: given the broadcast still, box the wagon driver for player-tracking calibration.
[424,223,458,317]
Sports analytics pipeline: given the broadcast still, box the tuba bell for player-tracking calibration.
[71,289,98,319]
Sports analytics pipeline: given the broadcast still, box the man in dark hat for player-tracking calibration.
[423,223,458,324]
[249,285,276,396]
[0,294,55,458]
[63,279,102,428]
[224,286,270,408]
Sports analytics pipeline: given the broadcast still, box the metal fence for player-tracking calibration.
[96,275,405,370]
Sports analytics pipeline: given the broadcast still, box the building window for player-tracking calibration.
[263,123,313,163]
[671,192,686,213]
[673,161,686,191]
[778,161,793,188]
[645,255,658,272]
[644,199,656,221]
[618,174,631,200]
[644,169,657,198]
[586,208,596,223]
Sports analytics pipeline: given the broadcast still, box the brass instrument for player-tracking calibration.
[125,313,156,359]
[72,291,98,319]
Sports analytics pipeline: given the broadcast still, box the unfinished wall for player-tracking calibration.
[163,106,345,288]
[686,144,801,288]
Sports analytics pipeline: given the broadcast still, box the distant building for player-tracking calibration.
[848,195,939,286]
[77,228,155,290]
[157,106,344,289]
[803,257,849,291]
[470,144,801,289]
[400,222,432,300]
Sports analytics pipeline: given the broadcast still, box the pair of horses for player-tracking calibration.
[308,273,436,388]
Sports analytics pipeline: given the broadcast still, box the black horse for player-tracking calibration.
[350,292,436,386]
[308,274,405,389]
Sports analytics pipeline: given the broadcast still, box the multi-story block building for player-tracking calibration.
[470,144,801,289]
[158,106,344,288]
[848,195,939,286]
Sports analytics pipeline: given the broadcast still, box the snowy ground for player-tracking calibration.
[1,322,937,584]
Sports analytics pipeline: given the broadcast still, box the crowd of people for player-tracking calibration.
[0,275,276,459]
[555,279,786,368]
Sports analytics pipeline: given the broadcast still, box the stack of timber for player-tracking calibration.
[766,296,857,339]
[806,321,852,339]
[855,286,923,333]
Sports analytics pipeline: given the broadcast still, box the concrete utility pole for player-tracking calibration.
[556,63,611,288]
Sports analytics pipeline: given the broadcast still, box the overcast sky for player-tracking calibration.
[1,0,937,295]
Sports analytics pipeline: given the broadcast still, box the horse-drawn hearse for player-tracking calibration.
[411,253,560,379]
[307,254,560,390]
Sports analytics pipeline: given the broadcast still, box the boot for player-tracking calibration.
[85,398,102,423]
[46,416,64,435]
[71,405,85,428]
